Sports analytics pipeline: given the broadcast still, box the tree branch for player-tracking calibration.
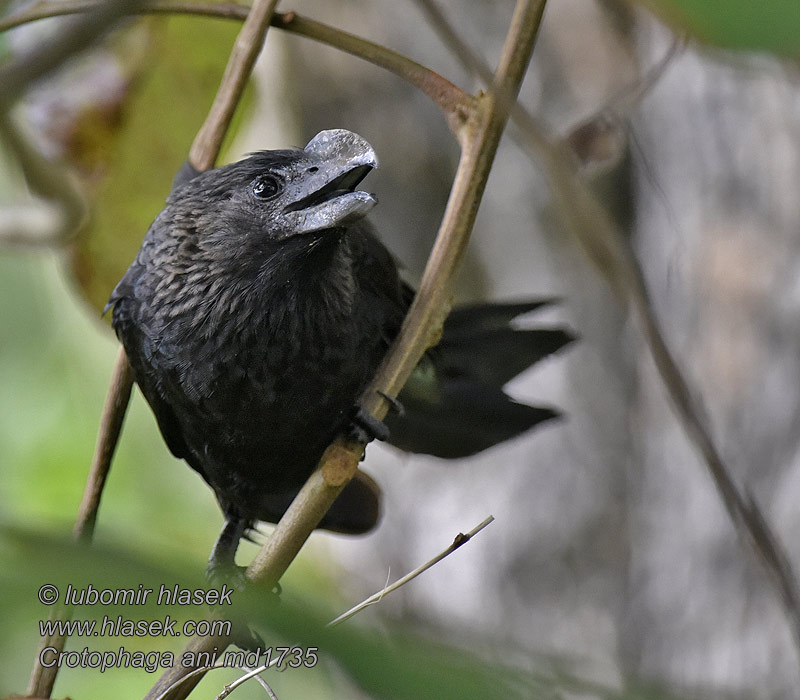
[73,347,135,542]
[188,0,280,170]
[0,1,473,127]
[0,0,149,110]
[145,1,547,697]
[415,0,800,665]
[0,111,86,248]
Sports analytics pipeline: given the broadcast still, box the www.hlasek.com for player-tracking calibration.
[36,583,318,673]
[39,613,232,638]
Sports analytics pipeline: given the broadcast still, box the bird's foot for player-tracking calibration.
[206,560,282,597]
[206,560,248,591]
[349,405,390,444]
[206,561,281,654]
[377,390,405,417]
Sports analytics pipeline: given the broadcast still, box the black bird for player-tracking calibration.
[108,129,572,573]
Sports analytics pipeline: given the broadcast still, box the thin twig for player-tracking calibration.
[564,36,684,170]
[0,0,149,110]
[188,0,279,170]
[0,113,86,248]
[26,611,68,697]
[0,2,473,126]
[73,346,135,541]
[151,658,235,700]
[215,662,281,700]
[418,0,800,663]
[329,516,494,627]
[274,11,472,133]
[0,0,249,31]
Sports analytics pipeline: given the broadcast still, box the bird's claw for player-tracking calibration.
[377,390,405,417]
[206,562,282,654]
[349,406,390,444]
[206,561,248,591]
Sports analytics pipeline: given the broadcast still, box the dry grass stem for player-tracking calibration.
[328,516,495,627]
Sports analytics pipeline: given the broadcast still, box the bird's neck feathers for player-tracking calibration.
[255,229,358,327]
[171,226,358,342]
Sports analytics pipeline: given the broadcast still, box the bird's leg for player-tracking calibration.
[206,514,273,653]
[206,514,248,587]
[348,391,405,444]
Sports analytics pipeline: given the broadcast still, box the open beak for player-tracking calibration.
[281,129,378,234]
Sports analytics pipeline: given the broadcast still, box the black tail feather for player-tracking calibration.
[442,299,559,336]
[387,381,559,458]
[385,300,573,458]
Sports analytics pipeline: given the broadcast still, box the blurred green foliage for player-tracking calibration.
[1,517,684,700]
[71,15,254,314]
[642,0,800,55]
[0,255,681,698]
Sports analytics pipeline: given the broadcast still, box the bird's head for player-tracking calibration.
[170,129,378,249]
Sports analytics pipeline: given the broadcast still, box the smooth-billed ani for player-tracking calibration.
[108,129,572,572]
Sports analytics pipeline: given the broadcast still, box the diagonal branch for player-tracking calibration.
[145,1,547,698]
[73,347,136,542]
[188,0,280,170]
[416,0,800,664]
[328,516,495,626]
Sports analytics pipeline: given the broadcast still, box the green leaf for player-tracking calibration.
[1,526,690,700]
[69,15,252,314]
[642,0,800,55]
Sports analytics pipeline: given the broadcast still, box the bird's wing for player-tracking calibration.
[109,270,195,468]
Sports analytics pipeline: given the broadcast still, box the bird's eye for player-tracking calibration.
[252,174,282,200]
